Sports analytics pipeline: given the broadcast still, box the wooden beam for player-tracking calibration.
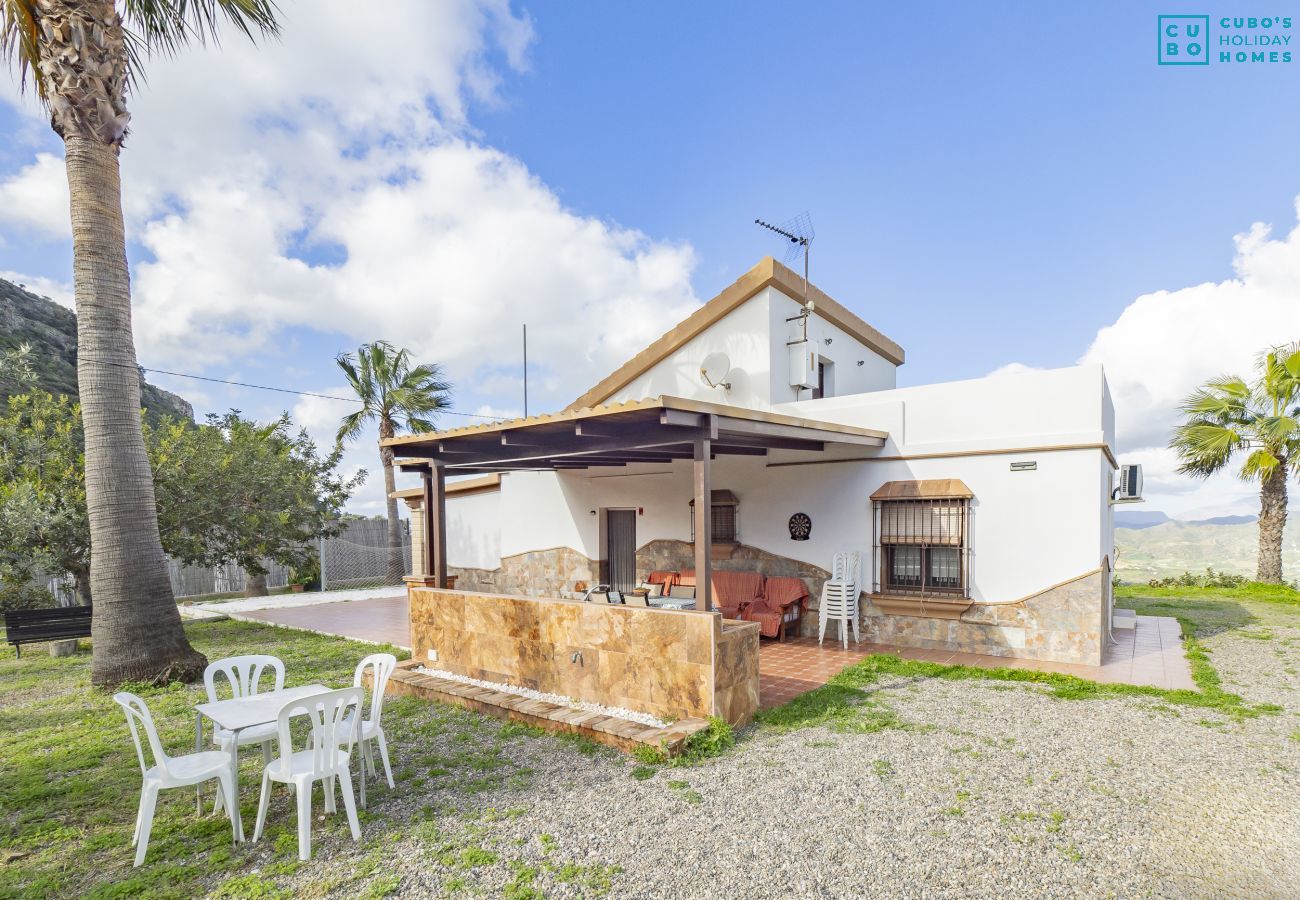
[712,435,825,452]
[434,434,705,467]
[420,469,435,580]
[717,416,884,447]
[427,464,448,588]
[574,421,618,438]
[661,409,702,428]
[693,429,713,613]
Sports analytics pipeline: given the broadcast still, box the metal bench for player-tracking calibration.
[4,605,92,657]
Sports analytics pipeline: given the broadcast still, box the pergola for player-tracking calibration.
[382,396,887,612]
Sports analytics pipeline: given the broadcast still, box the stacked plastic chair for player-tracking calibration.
[818,550,862,649]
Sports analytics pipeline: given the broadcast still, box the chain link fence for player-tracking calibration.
[320,518,411,591]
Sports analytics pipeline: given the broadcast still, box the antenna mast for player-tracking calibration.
[522,323,529,418]
[755,213,815,339]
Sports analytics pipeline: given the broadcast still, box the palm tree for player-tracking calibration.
[336,342,452,584]
[1171,344,1300,583]
[3,0,278,686]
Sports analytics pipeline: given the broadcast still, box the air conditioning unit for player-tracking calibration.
[789,341,816,389]
[1113,464,1143,504]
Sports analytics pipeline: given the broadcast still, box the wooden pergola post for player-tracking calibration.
[693,434,712,613]
[422,464,448,588]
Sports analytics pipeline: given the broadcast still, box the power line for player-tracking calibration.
[75,355,504,421]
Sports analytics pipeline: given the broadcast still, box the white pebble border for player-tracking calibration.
[413,665,668,729]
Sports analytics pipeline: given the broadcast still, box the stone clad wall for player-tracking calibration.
[636,539,831,637]
[409,587,760,726]
[450,546,598,598]
[436,542,1103,666]
[861,569,1106,666]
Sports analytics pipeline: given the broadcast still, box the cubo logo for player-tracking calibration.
[1159,14,1210,64]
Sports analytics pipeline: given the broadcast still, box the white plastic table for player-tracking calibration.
[194,683,331,840]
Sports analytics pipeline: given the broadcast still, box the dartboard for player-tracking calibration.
[788,512,812,541]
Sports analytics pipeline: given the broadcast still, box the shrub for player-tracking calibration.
[0,578,58,613]
[1148,568,1249,589]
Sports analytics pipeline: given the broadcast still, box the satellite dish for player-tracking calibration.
[700,352,732,391]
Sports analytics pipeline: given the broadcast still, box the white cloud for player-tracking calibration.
[0,0,699,415]
[0,270,72,307]
[1063,198,1300,515]
[1082,202,1300,453]
[0,154,70,238]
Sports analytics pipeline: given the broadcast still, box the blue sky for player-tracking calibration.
[2,1,1299,516]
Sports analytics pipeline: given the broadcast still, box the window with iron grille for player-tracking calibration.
[690,490,739,543]
[873,498,969,597]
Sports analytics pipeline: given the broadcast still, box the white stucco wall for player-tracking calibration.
[441,364,1116,602]
[603,285,899,410]
[767,287,898,403]
[777,364,1113,456]
[445,488,503,570]
[606,292,776,409]
[457,442,1107,604]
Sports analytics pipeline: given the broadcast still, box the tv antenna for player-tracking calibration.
[755,212,815,339]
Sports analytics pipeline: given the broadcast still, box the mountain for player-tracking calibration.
[1114,510,1171,529]
[1195,514,1258,526]
[1115,519,1300,582]
[0,278,193,422]
[1115,511,1261,529]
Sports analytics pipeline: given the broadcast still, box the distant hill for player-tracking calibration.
[1115,510,1171,529]
[1115,519,1300,582]
[1116,511,1259,529]
[0,277,193,422]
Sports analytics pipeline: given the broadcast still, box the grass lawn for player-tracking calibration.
[1115,580,1300,633]
[0,621,417,898]
[3,586,1296,897]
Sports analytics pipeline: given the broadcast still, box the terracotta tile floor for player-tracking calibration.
[234,596,1195,710]
[756,615,1195,708]
[236,594,411,648]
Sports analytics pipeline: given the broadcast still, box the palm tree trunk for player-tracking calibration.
[244,572,269,597]
[66,136,206,686]
[1256,463,1288,583]
[380,437,404,585]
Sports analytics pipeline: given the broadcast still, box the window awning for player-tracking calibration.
[870,479,974,501]
[689,490,738,506]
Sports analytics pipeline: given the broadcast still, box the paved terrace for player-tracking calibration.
[208,592,1195,705]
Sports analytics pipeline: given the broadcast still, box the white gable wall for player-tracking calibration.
[605,292,776,409]
[766,287,898,403]
[602,285,899,411]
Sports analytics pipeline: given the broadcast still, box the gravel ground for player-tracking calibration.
[237,630,1300,900]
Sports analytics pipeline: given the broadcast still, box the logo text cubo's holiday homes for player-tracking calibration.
[1158,15,1293,65]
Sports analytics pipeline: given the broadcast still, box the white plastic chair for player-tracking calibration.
[114,692,240,867]
[203,655,286,814]
[253,687,363,861]
[819,551,862,649]
[345,653,398,802]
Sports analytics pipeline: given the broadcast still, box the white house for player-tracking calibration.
[389,257,1118,666]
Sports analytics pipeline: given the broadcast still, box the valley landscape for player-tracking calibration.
[1115,513,1300,583]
